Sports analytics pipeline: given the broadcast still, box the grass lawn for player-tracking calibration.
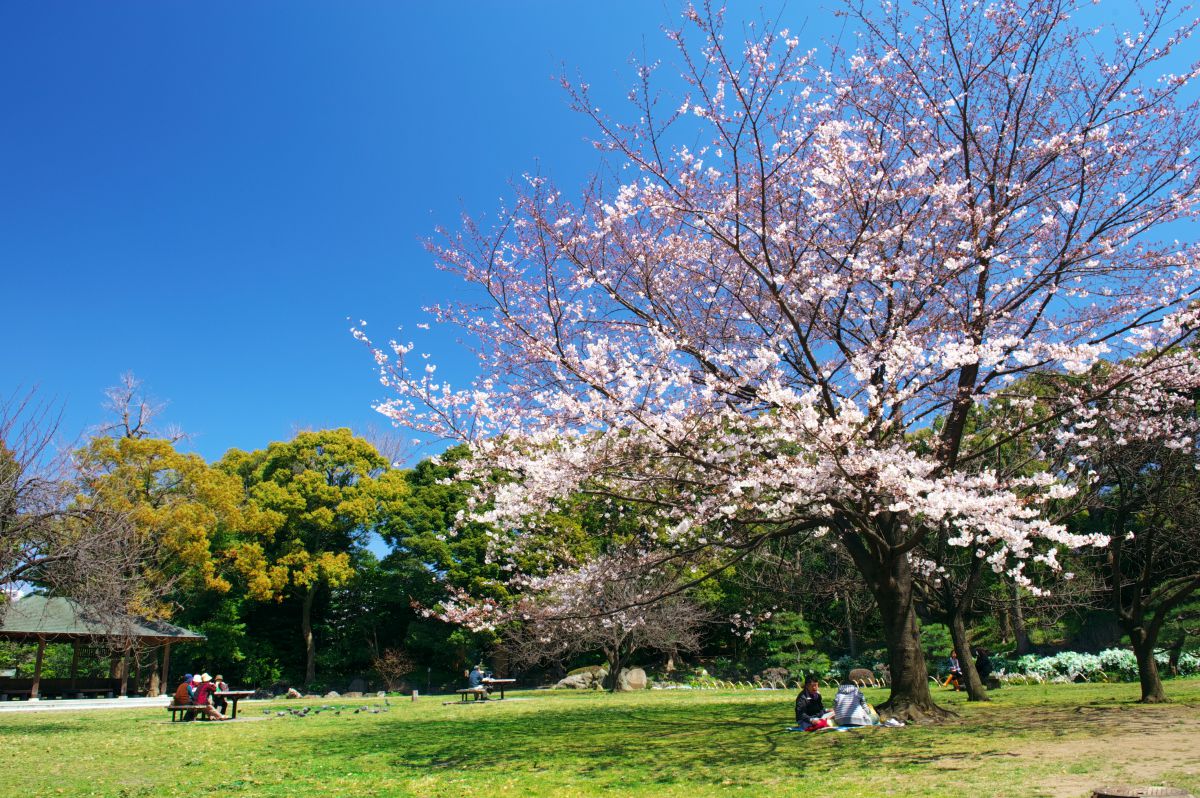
[1,680,1197,798]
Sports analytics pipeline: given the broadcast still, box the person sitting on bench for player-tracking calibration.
[944,650,963,689]
[468,664,486,692]
[192,673,229,721]
[173,674,197,721]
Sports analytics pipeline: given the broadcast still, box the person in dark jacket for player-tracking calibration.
[173,674,196,721]
[794,676,827,728]
[974,648,993,683]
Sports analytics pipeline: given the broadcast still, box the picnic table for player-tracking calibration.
[453,678,517,703]
[481,678,515,699]
[215,690,254,719]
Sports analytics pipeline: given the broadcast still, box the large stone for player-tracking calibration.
[324,691,340,699]
[554,666,607,690]
[615,667,648,691]
[285,688,301,699]
[847,668,877,686]
[344,691,364,698]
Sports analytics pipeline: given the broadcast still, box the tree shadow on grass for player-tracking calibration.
[275,698,1040,787]
[256,688,1200,791]
[0,720,85,736]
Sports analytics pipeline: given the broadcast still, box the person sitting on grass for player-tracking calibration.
[833,683,879,727]
[192,673,230,721]
[794,675,833,730]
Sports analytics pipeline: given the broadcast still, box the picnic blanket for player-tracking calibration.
[786,718,904,733]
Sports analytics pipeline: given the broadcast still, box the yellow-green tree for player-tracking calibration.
[221,429,407,685]
[74,435,277,620]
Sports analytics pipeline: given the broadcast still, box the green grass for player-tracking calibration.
[1,681,1198,798]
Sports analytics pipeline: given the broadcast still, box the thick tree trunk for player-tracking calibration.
[867,556,950,721]
[605,646,622,692]
[947,613,989,702]
[302,583,317,686]
[1130,630,1166,703]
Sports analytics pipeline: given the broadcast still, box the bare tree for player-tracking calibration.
[371,648,416,692]
[1,389,83,588]
[99,372,185,443]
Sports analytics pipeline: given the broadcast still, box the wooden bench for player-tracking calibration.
[455,687,488,702]
[167,704,201,722]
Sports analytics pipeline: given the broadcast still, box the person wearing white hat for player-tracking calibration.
[192,674,229,721]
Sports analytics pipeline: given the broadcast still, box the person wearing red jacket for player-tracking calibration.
[193,674,229,721]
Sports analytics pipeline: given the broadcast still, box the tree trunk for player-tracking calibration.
[302,583,318,686]
[1011,583,1031,656]
[1130,629,1167,703]
[30,637,46,700]
[843,591,859,657]
[605,646,622,692]
[997,598,1013,645]
[856,551,949,721]
[1167,633,1185,676]
[947,613,989,702]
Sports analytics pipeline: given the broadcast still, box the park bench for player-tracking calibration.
[167,703,199,722]
[455,687,488,702]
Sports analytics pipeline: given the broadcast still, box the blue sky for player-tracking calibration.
[0,1,817,463]
[0,1,1160,464]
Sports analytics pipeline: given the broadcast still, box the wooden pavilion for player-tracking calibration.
[0,595,204,700]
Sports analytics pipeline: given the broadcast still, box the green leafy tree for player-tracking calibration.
[221,429,408,685]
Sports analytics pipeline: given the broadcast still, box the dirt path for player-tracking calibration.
[1012,704,1200,797]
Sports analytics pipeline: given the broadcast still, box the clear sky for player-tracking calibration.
[0,1,817,462]
[0,1,1156,464]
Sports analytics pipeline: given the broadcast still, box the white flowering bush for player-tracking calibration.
[1001,648,1200,682]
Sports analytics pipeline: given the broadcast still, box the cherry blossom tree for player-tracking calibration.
[457,552,707,691]
[361,1,1200,720]
[1048,350,1200,701]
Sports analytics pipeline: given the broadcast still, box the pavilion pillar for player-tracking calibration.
[30,637,46,701]
[118,649,129,697]
[69,641,80,691]
[160,643,172,696]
